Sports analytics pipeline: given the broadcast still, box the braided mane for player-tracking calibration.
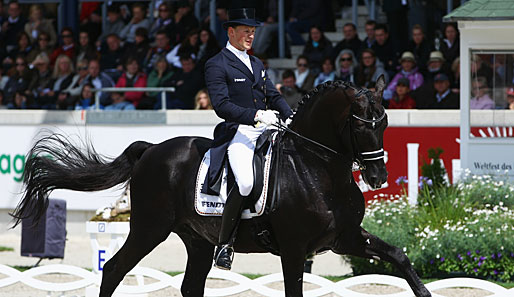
[290,80,359,126]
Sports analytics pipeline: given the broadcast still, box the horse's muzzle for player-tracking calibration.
[361,161,388,190]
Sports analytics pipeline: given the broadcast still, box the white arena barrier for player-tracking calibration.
[0,264,513,297]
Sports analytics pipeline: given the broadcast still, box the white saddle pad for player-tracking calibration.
[194,141,274,219]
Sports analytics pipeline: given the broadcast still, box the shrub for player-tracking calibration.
[346,171,514,282]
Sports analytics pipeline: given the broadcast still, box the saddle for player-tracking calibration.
[195,130,281,254]
[196,130,276,216]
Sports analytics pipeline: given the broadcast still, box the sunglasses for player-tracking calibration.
[297,63,308,67]
[159,9,168,12]
[16,63,25,66]
[61,34,73,38]
[78,66,88,71]
[341,58,352,62]
[38,38,49,41]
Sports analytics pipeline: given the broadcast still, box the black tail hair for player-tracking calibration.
[10,134,153,227]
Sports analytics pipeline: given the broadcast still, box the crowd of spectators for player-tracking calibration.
[0,0,512,111]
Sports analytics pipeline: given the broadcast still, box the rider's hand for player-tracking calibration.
[255,110,279,127]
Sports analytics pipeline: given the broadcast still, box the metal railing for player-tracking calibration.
[92,87,175,111]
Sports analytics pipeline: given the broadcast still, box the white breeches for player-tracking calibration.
[227,124,271,196]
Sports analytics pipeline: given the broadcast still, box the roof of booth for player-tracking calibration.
[444,0,514,22]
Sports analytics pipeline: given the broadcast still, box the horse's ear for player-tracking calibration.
[375,75,386,95]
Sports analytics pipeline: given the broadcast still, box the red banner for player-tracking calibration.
[358,127,461,201]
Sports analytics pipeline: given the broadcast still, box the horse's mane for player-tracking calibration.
[290,80,359,126]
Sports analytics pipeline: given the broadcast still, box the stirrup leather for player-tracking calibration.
[214,244,234,270]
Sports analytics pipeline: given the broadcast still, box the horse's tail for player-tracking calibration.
[10,134,153,227]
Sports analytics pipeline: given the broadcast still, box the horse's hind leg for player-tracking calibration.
[178,231,215,297]
[99,226,173,297]
[339,227,431,297]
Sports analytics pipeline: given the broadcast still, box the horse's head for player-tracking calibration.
[349,75,388,189]
[288,76,388,190]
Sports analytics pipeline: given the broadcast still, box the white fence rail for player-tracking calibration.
[1,264,512,297]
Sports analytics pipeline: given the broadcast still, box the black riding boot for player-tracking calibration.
[214,185,245,270]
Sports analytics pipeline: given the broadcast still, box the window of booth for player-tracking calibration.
[469,50,514,138]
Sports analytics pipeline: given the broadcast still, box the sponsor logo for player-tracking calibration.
[234,78,246,82]
[0,154,25,182]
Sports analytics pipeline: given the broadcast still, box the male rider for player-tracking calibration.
[204,8,293,270]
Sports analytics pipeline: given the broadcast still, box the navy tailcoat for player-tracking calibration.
[203,47,293,195]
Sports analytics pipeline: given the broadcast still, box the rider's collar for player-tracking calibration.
[226,41,248,59]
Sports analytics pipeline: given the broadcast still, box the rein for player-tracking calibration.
[273,105,386,171]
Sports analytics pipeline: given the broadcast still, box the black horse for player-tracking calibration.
[12,76,431,297]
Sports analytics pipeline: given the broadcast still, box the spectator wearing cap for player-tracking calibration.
[407,24,431,73]
[383,51,424,100]
[424,73,459,109]
[302,25,332,75]
[506,87,514,110]
[470,76,494,110]
[331,23,362,62]
[424,51,452,79]
[388,77,416,109]
[98,5,125,44]
[119,3,150,44]
[335,49,357,83]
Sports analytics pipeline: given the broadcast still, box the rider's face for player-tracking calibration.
[228,25,255,51]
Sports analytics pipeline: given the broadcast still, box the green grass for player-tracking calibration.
[0,246,14,252]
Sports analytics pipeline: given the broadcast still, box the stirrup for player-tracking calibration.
[214,244,234,270]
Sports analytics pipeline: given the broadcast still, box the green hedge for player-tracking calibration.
[346,172,514,282]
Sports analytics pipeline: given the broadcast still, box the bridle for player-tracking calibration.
[273,92,386,171]
[348,88,386,170]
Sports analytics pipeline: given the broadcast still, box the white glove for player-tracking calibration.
[284,117,293,127]
[255,110,279,127]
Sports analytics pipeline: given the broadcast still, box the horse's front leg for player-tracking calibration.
[336,227,431,297]
[279,246,307,297]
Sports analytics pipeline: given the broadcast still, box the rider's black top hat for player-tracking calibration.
[223,8,262,30]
